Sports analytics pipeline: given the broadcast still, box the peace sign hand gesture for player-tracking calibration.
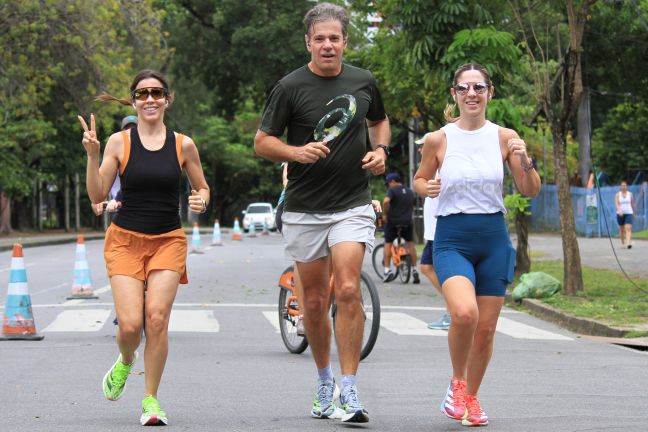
[78,114,100,158]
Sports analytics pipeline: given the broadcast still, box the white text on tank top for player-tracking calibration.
[618,192,633,214]
[437,121,505,216]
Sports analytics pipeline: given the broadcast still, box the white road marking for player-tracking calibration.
[262,311,281,333]
[13,303,520,313]
[379,312,447,336]
[0,263,35,273]
[496,316,573,340]
[42,309,111,332]
[92,284,112,296]
[31,282,68,296]
[168,310,219,332]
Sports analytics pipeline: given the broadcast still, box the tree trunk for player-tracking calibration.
[551,131,584,294]
[64,175,70,232]
[0,189,12,234]
[514,211,530,276]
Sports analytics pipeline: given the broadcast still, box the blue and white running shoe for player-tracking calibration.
[340,384,369,423]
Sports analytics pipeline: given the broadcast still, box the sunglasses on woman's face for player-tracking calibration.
[453,82,489,96]
[132,87,168,101]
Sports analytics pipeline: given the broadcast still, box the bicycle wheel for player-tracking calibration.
[371,242,385,279]
[398,254,412,284]
[278,266,309,354]
[359,271,380,360]
[331,271,381,361]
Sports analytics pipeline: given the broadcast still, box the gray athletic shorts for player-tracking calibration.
[282,204,376,263]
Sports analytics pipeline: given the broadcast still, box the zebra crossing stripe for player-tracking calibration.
[496,316,573,340]
[34,309,573,339]
[43,309,111,332]
[262,311,281,333]
[168,310,219,332]
[378,312,448,336]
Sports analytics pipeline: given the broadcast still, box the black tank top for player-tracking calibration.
[113,128,182,234]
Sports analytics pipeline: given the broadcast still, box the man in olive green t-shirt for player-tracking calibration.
[254,2,390,424]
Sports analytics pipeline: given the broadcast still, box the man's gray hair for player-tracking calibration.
[303,2,349,38]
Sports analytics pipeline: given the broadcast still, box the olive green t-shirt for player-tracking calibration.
[260,64,386,213]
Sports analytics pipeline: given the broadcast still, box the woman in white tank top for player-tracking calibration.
[615,181,636,248]
[413,63,541,426]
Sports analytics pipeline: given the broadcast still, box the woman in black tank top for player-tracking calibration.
[79,70,209,426]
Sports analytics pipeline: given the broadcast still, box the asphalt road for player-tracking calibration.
[0,234,646,431]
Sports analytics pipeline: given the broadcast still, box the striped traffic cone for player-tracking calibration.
[190,222,204,254]
[67,235,98,300]
[232,217,243,241]
[248,221,257,237]
[211,219,223,246]
[261,220,270,236]
[0,244,44,341]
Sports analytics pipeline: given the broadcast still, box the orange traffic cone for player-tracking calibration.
[0,244,44,341]
[67,235,99,300]
[232,217,243,241]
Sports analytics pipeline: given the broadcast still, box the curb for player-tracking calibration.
[0,233,106,252]
[506,294,629,338]
[0,228,238,252]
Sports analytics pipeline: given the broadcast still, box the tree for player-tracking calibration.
[509,0,596,295]
[0,0,165,232]
[591,101,648,182]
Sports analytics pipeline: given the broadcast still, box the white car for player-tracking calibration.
[242,202,276,232]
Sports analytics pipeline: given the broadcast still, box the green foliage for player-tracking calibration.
[441,27,523,85]
[164,0,311,119]
[504,193,531,220]
[591,101,648,183]
[0,0,165,204]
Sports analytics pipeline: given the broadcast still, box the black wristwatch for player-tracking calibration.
[376,144,389,157]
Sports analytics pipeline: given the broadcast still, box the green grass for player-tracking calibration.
[517,260,648,328]
[634,229,648,239]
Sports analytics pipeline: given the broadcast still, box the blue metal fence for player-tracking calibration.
[529,183,648,237]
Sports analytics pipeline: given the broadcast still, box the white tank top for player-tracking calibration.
[436,121,506,216]
[618,192,633,214]
[423,196,439,241]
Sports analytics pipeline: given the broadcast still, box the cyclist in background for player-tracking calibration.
[382,172,419,283]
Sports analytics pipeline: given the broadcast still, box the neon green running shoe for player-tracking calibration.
[102,351,138,401]
[140,395,168,426]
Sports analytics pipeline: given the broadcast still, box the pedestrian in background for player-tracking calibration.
[79,69,209,426]
[92,115,137,217]
[414,134,450,330]
[615,181,636,249]
[414,63,540,427]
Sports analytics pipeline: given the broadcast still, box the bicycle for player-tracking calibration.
[371,224,412,283]
[277,265,381,361]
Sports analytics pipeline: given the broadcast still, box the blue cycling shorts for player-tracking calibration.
[433,213,515,297]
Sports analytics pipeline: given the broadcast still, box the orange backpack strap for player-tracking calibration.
[120,130,131,175]
[175,133,184,168]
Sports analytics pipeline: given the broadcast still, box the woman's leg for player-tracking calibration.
[142,270,180,398]
[619,224,625,246]
[466,296,505,396]
[443,276,479,380]
[625,223,633,247]
[111,275,146,364]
